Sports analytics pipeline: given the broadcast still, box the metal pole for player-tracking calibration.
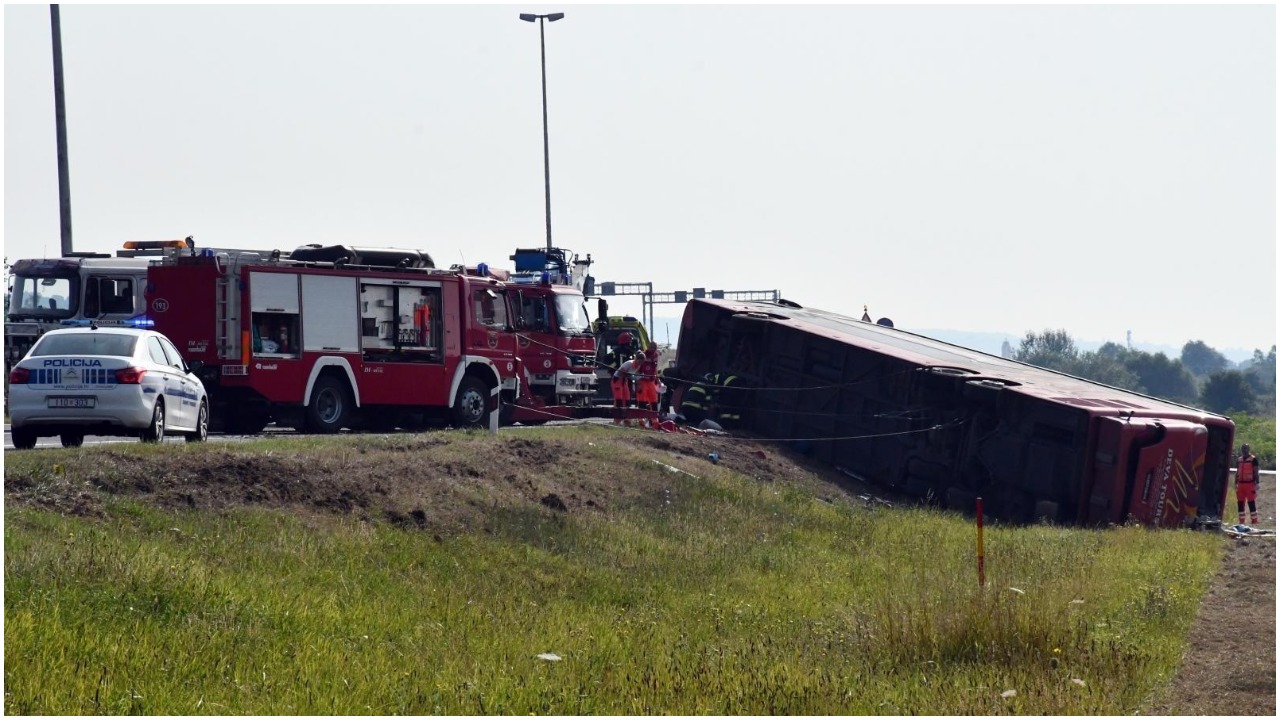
[539,17,552,252]
[976,496,986,589]
[51,4,73,256]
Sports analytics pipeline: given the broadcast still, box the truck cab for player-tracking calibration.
[5,254,153,377]
[503,247,598,408]
[509,281,597,406]
[592,314,651,402]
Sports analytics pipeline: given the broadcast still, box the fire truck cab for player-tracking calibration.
[504,247,597,411]
[147,244,522,434]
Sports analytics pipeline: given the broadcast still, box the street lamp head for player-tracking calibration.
[518,13,537,22]
[547,12,565,21]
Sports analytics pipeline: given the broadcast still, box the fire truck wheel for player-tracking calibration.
[306,376,352,434]
[141,401,166,443]
[186,401,209,443]
[11,428,38,449]
[452,377,491,428]
[60,432,85,448]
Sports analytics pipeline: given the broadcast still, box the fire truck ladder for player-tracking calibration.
[214,274,241,361]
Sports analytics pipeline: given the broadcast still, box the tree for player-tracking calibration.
[1095,341,1130,362]
[1073,350,1142,391]
[1123,352,1197,405]
[1015,329,1078,372]
[1243,345,1277,393]
[1180,340,1229,378]
[1199,370,1258,415]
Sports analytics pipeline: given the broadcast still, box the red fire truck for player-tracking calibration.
[146,244,522,433]
[504,247,598,416]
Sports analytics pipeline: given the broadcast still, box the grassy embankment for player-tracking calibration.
[5,428,1222,714]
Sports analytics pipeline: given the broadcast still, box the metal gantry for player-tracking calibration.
[594,281,780,340]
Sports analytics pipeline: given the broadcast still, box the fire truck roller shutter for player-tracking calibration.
[301,276,359,352]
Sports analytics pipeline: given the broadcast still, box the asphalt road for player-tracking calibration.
[2,424,289,450]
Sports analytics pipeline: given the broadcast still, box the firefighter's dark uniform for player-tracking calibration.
[680,372,743,428]
[680,380,712,425]
[715,373,743,427]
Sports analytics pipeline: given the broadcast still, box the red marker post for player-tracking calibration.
[976,496,986,589]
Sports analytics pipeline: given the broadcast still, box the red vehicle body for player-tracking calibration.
[669,298,1234,529]
[147,247,521,433]
[507,279,597,409]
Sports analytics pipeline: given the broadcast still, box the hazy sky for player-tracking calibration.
[4,3,1276,355]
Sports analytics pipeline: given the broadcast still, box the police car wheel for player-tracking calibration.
[60,432,85,448]
[11,428,37,450]
[141,401,166,443]
[186,401,209,443]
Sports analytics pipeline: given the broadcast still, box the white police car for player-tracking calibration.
[7,325,208,448]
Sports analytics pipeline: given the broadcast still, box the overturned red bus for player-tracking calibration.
[667,298,1234,528]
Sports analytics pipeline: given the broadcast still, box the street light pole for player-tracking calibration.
[519,12,564,253]
[51,4,74,256]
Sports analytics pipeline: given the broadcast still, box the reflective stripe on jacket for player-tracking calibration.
[682,383,709,410]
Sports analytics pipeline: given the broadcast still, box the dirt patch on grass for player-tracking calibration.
[1142,478,1276,716]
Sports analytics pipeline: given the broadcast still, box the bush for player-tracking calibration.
[1232,414,1276,470]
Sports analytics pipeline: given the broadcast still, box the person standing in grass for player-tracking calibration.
[1236,443,1261,525]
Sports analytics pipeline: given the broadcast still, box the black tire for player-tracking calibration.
[60,432,85,448]
[1034,500,1060,524]
[141,401,165,443]
[451,376,491,429]
[12,428,37,449]
[186,401,209,443]
[305,376,351,434]
[945,487,977,513]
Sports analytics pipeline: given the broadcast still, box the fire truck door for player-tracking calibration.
[468,287,516,364]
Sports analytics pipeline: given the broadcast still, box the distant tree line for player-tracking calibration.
[1014,330,1277,417]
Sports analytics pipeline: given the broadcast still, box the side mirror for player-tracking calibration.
[187,359,205,374]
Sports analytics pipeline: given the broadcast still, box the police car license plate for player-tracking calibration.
[48,397,95,408]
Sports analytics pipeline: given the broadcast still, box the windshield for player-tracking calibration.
[554,294,591,334]
[32,332,138,357]
[7,274,79,320]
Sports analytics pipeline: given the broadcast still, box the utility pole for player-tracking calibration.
[51,4,74,256]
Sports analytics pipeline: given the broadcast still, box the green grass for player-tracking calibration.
[4,431,1223,714]
[1232,413,1276,470]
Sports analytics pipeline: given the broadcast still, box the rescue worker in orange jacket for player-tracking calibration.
[634,342,661,425]
[1236,444,1261,525]
[611,352,640,425]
